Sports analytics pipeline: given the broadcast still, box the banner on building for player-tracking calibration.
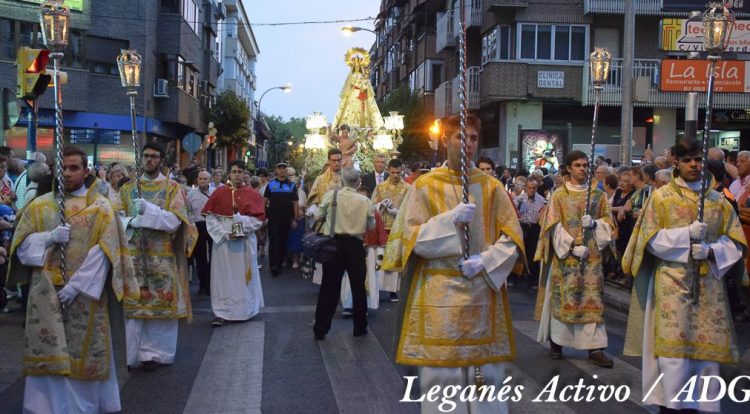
[662,0,749,12]
[518,130,566,175]
[661,18,750,52]
[660,59,750,92]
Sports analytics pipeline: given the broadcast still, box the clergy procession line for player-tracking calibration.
[1,113,750,413]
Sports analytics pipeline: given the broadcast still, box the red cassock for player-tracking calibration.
[201,184,266,221]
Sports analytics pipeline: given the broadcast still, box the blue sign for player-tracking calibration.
[181,132,202,154]
[69,128,121,145]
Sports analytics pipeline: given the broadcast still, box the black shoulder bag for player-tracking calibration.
[302,189,339,264]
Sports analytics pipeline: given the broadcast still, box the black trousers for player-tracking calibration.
[521,222,541,287]
[268,216,292,271]
[314,236,368,336]
[191,221,212,293]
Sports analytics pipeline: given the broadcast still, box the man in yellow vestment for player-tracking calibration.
[119,141,197,372]
[9,146,138,413]
[371,158,410,301]
[383,114,524,414]
[306,149,343,285]
[535,150,615,368]
[622,138,747,413]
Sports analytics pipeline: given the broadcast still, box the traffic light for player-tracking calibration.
[245,149,253,158]
[16,47,52,100]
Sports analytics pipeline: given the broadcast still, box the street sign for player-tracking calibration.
[660,59,750,93]
[69,128,97,144]
[182,132,202,154]
[661,18,750,52]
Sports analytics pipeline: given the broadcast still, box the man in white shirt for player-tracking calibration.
[187,170,214,295]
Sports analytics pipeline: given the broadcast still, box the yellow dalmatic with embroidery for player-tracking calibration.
[8,184,138,380]
[533,181,612,323]
[308,170,342,206]
[382,166,525,367]
[622,173,746,363]
[372,179,411,230]
[119,178,197,321]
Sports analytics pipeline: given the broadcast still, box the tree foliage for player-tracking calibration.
[205,90,251,149]
[377,86,433,163]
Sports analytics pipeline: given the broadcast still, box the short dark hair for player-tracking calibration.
[356,185,371,197]
[706,159,725,183]
[63,145,88,168]
[642,164,658,182]
[564,150,588,167]
[328,148,342,159]
[257,168,269,177]
[339,124,350,132]
[604,174,619,190]
[228,160,246,173]
[387,159,403,169]
[0,146,13,158]
[443,113,481,140]
[477,155,495,170]
[143,141,166,159]
[673,139,702,159]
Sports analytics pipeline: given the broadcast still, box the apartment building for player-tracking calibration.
[374,0,750,166]
[0,0,224,167]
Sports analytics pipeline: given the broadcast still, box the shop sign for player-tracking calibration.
[662,0,749,12]
[537,71,564,89]
[660,59,750,93]
[661,18,750,52]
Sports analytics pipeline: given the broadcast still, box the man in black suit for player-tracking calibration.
[361,153,389,194]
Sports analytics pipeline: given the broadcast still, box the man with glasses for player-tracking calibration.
[623,139,746,413]
[119,142,198,372]
[202,160,266,327]
[515,177,546,289]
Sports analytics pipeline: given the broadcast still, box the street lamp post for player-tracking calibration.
[256,84,291,165]
[341,26,379,48]
[117,49,143,198]
[690,2,733,304]
[39,0,69,320]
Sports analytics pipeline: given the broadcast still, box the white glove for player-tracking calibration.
[571,245,589,259]
[581,215,595,229]
[460,254,484,279]
[305,205,319,217]
[134,198,148,215]
[387,207,399,216]
[450,203,476,224]
[381,199,394,209]
[57,284,78,306]
[691,243,710,260]
[45,224,70,247]
[233,213,243,224]
[129,216,143,229]
[688,221,708,240]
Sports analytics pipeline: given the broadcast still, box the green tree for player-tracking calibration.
[265,115,292,166]
[205,90,252,150]
[378,86,433,163]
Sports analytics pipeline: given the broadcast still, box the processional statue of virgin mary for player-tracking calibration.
[331,48,384,168]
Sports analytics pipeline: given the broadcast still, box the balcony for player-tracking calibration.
[435,66,480,117]
[583,0,663,15]
[436,11,455,53]
[582,58,750,110]
[485,0,528,12]
[452,0,483,37]
[435,81,452,118]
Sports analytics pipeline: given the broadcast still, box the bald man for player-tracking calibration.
[188,170,215,295]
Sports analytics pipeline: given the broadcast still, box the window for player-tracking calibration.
[0,19,14,59]
[65,30,83,68]
[181,0,200,35]
[483,26,512,64]
[518,23,587,62]
[430,61,443,91]
[159,54,177,82]
[177,55,185,88]
[19,21,42,48]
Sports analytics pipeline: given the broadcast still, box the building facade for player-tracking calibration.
[373,0,750,167]
[0,0,225,169]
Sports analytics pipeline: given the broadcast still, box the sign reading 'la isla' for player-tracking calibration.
[660,59,750,93]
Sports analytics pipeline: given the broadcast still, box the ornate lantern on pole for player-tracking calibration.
[585,47,611,216]
[39,0,70,320]
[689,2,733,304]
[117,49,143,198]
[372,128,394,153]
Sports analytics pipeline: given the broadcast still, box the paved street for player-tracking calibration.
[2,261,750,413]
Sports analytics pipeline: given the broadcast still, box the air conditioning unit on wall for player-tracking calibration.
[154,79,169,98]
